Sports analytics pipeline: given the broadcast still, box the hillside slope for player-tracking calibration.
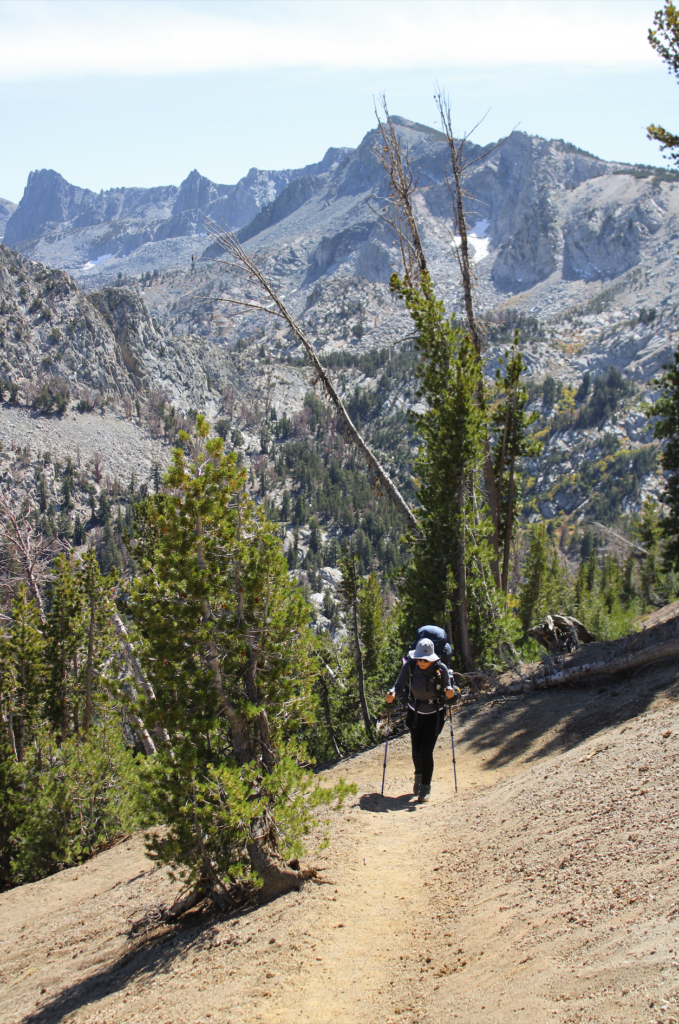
[1,659,677,1024]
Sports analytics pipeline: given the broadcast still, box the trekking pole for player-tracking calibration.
[448,706,458,794]
[380,709,391,796]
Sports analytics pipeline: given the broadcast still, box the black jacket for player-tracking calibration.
[391,660,451,711]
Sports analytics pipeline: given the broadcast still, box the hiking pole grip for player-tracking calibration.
[381,711,391,796]
[448,706,458,794]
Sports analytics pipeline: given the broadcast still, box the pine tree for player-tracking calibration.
[3,587,46,762]
[491,331,542,592]
[517,524,569,632]
[650,350,679,568]
[73,515,85,546]
[392,273,494,669]
[129,415,350,905]
[99,521,123,576]
[45,556,86,741]
[339,552,373,736]
[358,573,383,679]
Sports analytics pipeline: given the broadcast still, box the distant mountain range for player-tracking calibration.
[2,117,679,529]
[5,119,678,306]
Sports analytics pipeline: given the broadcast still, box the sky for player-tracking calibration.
[1,0,677,203]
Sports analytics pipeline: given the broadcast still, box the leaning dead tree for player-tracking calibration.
[0,487,63,623]
[202,215,417,532]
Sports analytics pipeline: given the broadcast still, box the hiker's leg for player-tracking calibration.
[409,717,423,776]
[419,714,439,786]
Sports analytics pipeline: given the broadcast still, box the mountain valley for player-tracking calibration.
[1,117,678,585]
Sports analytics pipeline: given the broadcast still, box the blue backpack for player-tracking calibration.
[407,625,452,667]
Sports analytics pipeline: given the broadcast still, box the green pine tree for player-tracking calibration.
[45,556,86,742]
[491,331,542,592]
[3,587,46,763]
[649,351,679,569]
[129,415,351,905]
[392,273,502,669]
[517,524,569,633]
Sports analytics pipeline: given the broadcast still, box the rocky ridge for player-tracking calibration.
[2,118,679,533]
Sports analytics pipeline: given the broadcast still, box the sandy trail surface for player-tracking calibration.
[1,665,678,1024]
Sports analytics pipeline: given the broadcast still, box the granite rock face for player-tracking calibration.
[0,199,18,242]
[3,117,679,530]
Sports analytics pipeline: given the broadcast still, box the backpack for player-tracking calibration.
[407,625,452,667]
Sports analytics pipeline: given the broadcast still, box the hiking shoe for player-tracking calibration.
[418,784,431,803]
[413,774,422,795]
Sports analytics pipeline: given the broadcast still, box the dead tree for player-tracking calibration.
[202,216,417,532]
[368,94,428,287]
[435,89,507,587]
[0,487,63,623]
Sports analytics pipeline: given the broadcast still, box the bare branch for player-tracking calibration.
[368,94,428,286]
[202,216,418,532]
[0,487,65,622]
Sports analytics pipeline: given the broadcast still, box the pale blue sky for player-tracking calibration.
[1,0,677,202]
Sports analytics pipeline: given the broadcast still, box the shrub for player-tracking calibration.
[32,379,70,417]
[8,718,144,886]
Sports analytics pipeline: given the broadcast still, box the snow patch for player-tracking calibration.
[82,253,114,272]
[451,219,491,262]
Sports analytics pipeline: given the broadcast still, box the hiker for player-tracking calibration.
[385,637,457,803]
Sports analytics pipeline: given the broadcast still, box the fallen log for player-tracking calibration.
[494,610,679,695]
[532,636,679,691]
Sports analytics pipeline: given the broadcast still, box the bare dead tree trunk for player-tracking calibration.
[202,220,418,534]
[369,94,428,287]
[500,636,679,694]
[110,610,164,754]
[0,488,62,624]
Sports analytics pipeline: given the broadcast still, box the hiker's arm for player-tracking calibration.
[443,666,461,703]
[386,663,409,703]
[442,665,456,701]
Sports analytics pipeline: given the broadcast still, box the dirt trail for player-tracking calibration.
[1,665,678,1024]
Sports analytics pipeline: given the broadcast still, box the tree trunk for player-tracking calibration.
[110,610,170,748]
[501,637,679,693]
[318,672,342,758]
[501,386,520,594]
[352,597,372,734]
[246,836,316,904]
[84,597,95,732]
[456,479,473,671]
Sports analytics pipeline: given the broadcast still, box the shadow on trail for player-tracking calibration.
[359,792,418,813]
[19,908,223,1024]
[454,661,679,772]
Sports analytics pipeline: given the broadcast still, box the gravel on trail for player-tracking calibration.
[0,661,677,1024]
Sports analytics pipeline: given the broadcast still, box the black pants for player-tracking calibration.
[407,709,443,786]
